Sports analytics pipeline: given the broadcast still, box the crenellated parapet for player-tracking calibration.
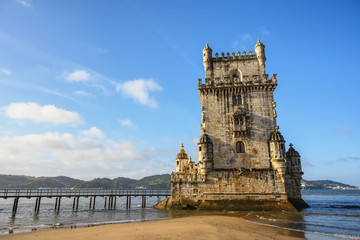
[198,77,277,91]
[212,50,257,61]
[201,40,272,88]
[171,171,206,183]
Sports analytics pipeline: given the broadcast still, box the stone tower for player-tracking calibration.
[155,40,308,211]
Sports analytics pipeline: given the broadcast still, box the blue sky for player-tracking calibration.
[0,0,359,186]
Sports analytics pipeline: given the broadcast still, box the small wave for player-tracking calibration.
[0,217,171,236]
[329,205,360,209]
[243,219,360,239]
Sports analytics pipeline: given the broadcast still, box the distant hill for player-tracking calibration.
[1,174,356,190]
[130,174,171,189]
[76,177,137,189]
[301,179,358,190]
[0,174,171,190]
[0,175,84,189]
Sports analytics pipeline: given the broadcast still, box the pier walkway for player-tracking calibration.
[0,189,170,215]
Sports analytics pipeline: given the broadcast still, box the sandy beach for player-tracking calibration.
[0,215,306,240]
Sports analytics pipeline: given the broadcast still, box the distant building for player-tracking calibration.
[156,41,308,210]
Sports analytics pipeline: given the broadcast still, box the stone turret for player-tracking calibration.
[254,39,266,74]
[286,143,302,174]
[202,43,213,78]
[269,126,287,186]
[156,41,309,211]
[197,132,213,176]
[176,143,189,172]
[285,143,303,199]
[285,143,308,208]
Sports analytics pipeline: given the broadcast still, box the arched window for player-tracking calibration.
[236,141,245,153]
[232,95,242,105]
[232,96,237,105]
[234,118,239,126]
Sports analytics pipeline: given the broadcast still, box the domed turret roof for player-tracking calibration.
[286,143,300,157]
[254,38,265,48]
[199,133,212,144]
[176,143,188,159]
[203,42,212,52]
[270,126,285,141]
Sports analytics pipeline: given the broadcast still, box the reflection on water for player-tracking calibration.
[1,190,360,239]
[240,190,360,239]
[0,196,171,235]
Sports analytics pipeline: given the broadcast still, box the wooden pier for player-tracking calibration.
[0,189,170,215]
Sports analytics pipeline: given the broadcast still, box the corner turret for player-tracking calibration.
[197,132,213,176]
[285,143,309,209]
[269,126,287,186]
[176,143,189,172]
[286,143,302,174]
[202,43,213,78]
[254,39,266,74]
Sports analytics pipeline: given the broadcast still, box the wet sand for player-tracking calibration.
[0,215,305,240]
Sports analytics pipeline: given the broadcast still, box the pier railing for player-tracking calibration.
[0,189,171,198]
[0,189,171,215]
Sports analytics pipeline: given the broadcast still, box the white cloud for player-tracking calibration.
[335,126,351,136]
[3,102,84,125]
[74,90,95,97]
[192,138,199,146]
[232,33,254,50]
[16,0,32,8]
[0,68,11,75]
[119,119,134,127]
[116,79,163,108]
[80,127,106,139]
[258,26,271,35]
[0,132,173,179]
[66,70,91,82]
[93,47,109,54]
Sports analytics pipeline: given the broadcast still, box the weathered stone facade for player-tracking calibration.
[155,40,308,211]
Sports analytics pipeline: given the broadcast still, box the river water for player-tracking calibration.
[0,189,359,239]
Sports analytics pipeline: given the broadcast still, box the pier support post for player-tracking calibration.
[12,197,19,215]
[89,197,91,209]
[141,196,146,208]
[35,198,38,213]
[55,197,58,212]
[72,197,76,211]
[57,197,61,213]
[93,197,96,210]
[104,197,107,209]
[34,197,41,214]
[76,197,80,211]
[114,197,116,209]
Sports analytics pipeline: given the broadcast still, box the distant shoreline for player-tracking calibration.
[1,174,358,190]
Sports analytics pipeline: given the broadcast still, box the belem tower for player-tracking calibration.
[155,40,309,210]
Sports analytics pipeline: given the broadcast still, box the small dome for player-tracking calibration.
[203,42,212,51]
[270,126,284,141]
[176,143,188,159]
[199,133,212,144]
[254,38,265,48]
[286,143,300,157]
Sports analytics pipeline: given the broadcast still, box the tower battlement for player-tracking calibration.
[212,50,256,60]
[155,40,308,211]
